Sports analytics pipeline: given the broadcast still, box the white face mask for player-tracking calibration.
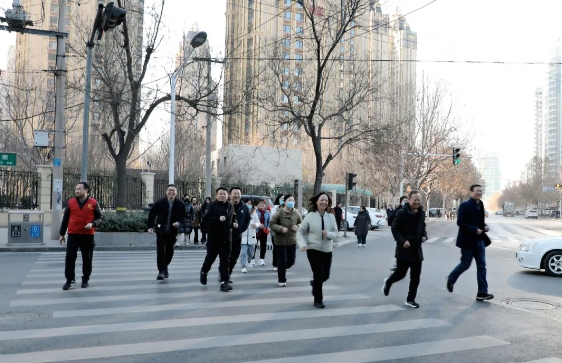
[402,201,407,206]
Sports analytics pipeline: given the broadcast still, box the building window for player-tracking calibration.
[283,38,290,47]
[50,4,58,12]
[296,1,303,8]
[283,53,290,60]
[282,67,290,75]
[284,0,291,5]
[295,54,303,62]
[350,46,355,53]
[294,81,302,90]
[294,95,301,103]
[296,26,303,35]
[295,68,302,76]
[283,25,291,33]
[295,40,303,49]
[49,41,57,49]
[282,80,289,88]
[340,45,344,53]
[350,29,355,35]
[50,16,57,24]
[48,53,56,61]
[284,11,291,19]
[296,13,305,22]
[283,95,289,103]
[350,39,354,45]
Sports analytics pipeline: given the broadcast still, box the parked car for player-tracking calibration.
[241,195,273,209]
[367,208,387,228]
[525,210,538,219]
[342,206,359,231]
[517,237,562,276]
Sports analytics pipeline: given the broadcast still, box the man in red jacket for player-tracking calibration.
[59,182,103,290]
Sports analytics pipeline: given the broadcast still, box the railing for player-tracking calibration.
[0,169,39,210]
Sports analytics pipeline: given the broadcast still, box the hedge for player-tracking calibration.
[96,212,148,233]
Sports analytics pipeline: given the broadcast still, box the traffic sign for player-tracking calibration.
[30,225,41,238]
[0,152,16,167]
[53,158,61,167]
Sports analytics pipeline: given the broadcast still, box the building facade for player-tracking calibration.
[544,40,562,176]
[475,154,502,201]
[533,86,545,161]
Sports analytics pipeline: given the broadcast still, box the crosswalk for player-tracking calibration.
[1,251,560,363]
[424,235,534,244]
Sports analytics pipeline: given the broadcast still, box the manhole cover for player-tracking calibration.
[0,312,43,326]
[502,299,557,310]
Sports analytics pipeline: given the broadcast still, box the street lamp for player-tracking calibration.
[169,31,207,184]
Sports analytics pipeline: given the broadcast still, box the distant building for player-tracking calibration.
[475,154,502,201]
[533,86,545,160]
[544,40,562,176]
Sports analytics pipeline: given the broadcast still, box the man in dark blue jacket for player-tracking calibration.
[225,187,251,281]
[446,184,494,301]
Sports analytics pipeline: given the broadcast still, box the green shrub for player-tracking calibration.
[96,212,147,232]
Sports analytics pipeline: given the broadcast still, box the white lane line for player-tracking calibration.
[39,251,207,255]
[0,305,404,341]
[507,236,519,243]
[36,258,204,264]
[444,237,455,243]
[11,285,339,307]
[243,336,509,363]
[425,237,439,243]
[520,236,531,241]
[29,263,207,273]
[27,265,204,278]
[52,294,370,318]
[521,359,562,363]
[16,277,313,295]
[0,319,451,363]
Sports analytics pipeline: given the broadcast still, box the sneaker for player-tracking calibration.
[157,271,165,280]
[62,280,75,290]
[259,259,265,266]
[405,300,420,308]
[446,275,453,293]
[314,301,325,308]
[241,267,247,273]
[476,293,494,301]
[250,260,255,267]
[200,271,207,285]
[220,282,233,292]
[382,278,390,296]
[278,282,287,287]
[357,244,361,247]
[81,281,89,288]
[272,267,278,271]
[164,268,169,279]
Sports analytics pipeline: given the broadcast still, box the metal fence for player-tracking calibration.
[0,169,39,210]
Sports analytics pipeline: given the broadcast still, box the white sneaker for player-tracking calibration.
[259,259,265,266]
[272,267,278,271]
[250,260,255,267]
[241,268,247,273]
[278,282,287,287]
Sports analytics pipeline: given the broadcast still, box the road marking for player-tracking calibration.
[425,237,439,243]
[520,236,531,241]
[444,237,455,243]
[507,237,519,243]
[521,359,562,363]
[27,265,204,277]
[0,319,451,363]
[36,258,204,264]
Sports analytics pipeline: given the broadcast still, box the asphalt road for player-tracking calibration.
[0,218,562,363]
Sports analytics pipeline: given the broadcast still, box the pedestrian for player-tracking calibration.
[354,206,371,247]
[147,184,188,280]
[270,194,302,287]
[252,199,271,266]
[200,197,212,244]
[388,195,407,272]
[386,205,393,222]
[382,191,427,308]
[225,187,251,282]
[240,199,260,273]
[191,197,201,244]
[333,202,343,233]
[199,187,238,292]
[257,194,281,268]
[176,195,194,246]
[59,182,103,290]
[297,192,338,308]
[446,184,494,301]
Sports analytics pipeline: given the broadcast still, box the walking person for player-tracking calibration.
[333,202,343,233]
[256,194,279,268]
[240,200,260,273]
[354,206,371,247]
[446,184,494,301]
[176,195,194,246]
[191,197,201,244]
[225,187,251,282]
[381,191,427,308]
[200,188,238,292]
[270,194,302,287]
[388,195,407,272]
[297,192,338,308]
[200,197,212,244]
[59,182,103,290]
[147,184,188,280]
[252,199,271,266]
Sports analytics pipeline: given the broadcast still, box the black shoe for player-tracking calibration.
[62,280,75,290]
[446,275,454,293]
[314,301,325,308]
[81,281,89,288]
[217,275,233,284]
[164,268,169,279]
[476,293,494,301]
[200,271,208,285]
[382,278,390,296]
[310,279,314,287]
[157,271,165,280]
[405,300,420,308]
[220,282,233,292]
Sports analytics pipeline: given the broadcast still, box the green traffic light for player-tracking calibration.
[454,159,461,165]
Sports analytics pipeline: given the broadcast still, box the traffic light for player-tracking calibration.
[452,147,461,165]
[97,2,127,39]
[347,173,357,190]
[555,184,561,189]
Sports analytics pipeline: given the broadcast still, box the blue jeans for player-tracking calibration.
[448,240,488,293]
[239,244,255,268]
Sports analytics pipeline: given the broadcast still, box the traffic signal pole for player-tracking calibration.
[344,172,348,238]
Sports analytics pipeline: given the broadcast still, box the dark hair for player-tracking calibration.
[408,190,419,199]
[284,194,294,202]
[273,193,284,206]
[215,187,228,194]
[470,184,482,191]
[399,195,407,203]
[258,198,266,204]
[167,184,176,189]
[183,194,190,199]
[77,181,90,192]
[229,187,242,193]
[308,192,332,212]
[360,205,366,211]
[337,202,342,206]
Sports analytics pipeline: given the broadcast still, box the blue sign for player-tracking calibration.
[30,225,41,238]
[53,158,61,167]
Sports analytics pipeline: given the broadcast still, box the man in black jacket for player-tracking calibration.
[333,202,343,232]
[382,191,427,308]
[446,184,494,301]
[147,184,187,280]
[225,187,251,281]
[200,187,238,292]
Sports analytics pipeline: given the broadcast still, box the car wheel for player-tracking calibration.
[543,251,562,277]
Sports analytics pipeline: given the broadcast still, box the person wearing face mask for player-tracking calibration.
[388,195,407,272]
[270,194,302,287]
[200,197,212,244]
[240,200,260,273]
[382,191,427,309]
[252,199,271,267]
[191,197,201,244]
[176,195,194,246]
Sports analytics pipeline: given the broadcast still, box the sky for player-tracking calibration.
[1,0,561,186]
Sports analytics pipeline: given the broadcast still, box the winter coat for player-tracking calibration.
[391,203,427,262]
[387,204,402,227]
[242,210,260,245]
[200,201,211,232]
[147,198,188,236]
[192,204,201,228]
[232,202,251,239]
[270,207,303,246]
[269,206,279,236]
[354,210,371,237]
[297,210,338,253]
[178,202,194,234]
[202,200,236,244]
[255,208,271,237]
[456,198,490,249]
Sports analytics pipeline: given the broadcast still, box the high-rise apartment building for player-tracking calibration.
[533,86,545,160]
[544,40,562,176]
[475,154,502,201]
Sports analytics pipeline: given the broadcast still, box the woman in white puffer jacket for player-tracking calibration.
[240,200,261,273]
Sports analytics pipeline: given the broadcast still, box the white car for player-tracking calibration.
[342,206,359,231]
[517,237,562,276]
[367,208,387,228]
[524,210,538,219]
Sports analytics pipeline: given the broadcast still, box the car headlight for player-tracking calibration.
[519,243,536,252]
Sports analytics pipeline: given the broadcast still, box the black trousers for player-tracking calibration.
[64,234,95,283]
[202,241,231,282]
[156,233,177,272]
[336,218,342,231]
[306,249,332,303]
[277,244,296,283]
[193,228,199,243]
[257,234,278,267]
[228,235,242,276]
[387,258,422,301]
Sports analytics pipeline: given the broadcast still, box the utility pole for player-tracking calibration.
[344,172,348,238]
[50,0,68,239]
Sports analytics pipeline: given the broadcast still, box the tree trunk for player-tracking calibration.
[313,139,323,195]
[115,156,128,209]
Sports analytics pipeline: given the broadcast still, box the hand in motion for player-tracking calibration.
[148,228,154,234]
[59,236,66,245]
[220,216,226,222]
[403,241,410,248]
[292,225,299,232]
[84,223,93,230]
[300,246,307,252]
[476,229,483,235]
[281,227,288,233]
[421,237,427,242]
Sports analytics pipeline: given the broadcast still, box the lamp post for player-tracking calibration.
[168,31,207,184]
